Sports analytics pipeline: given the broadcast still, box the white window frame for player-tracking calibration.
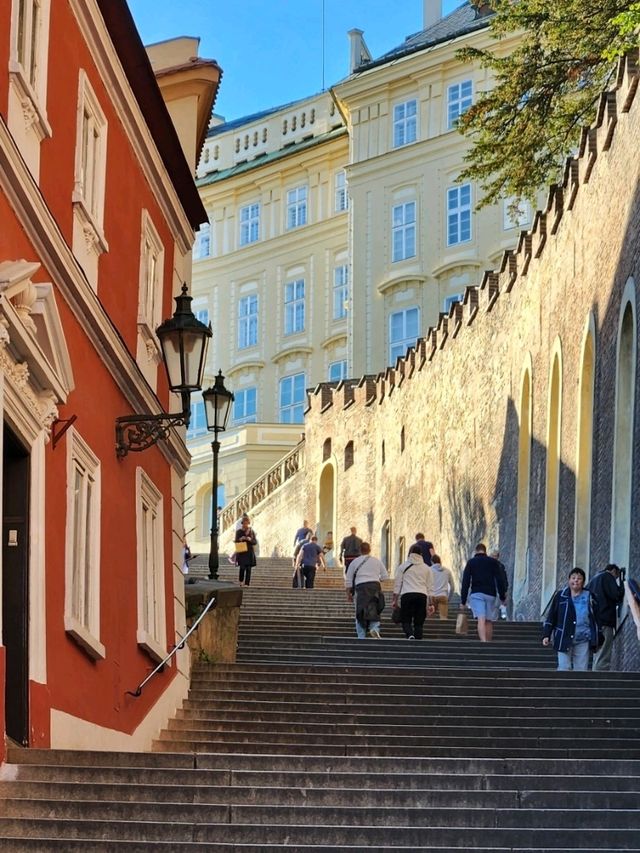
[447,184,472,246]
[284,279,305,335]
[447,79,473,129]
[195,306,210,326]
[333,265,348,320]
[335,170,349,212]
[238,294,259,349]
[138,210,164,337]
[503,196,532,231]
[279,372,306,423]
[8,0,52,146]
[328,360,348,382]
[287,185,308,229]
[233,387,258,425]
[389,306,420,365]
[64,428,104,660]
[193,223,211,259]
[136,468,166,662]
[393,99,417,148]
[73,70,108,239]
[239,203,260,246]
[392,201,416,263]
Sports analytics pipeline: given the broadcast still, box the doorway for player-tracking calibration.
[3,424,30,745]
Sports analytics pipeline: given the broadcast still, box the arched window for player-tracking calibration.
[514,363,532,603]
[542,344,562,609]
[344,440,354,470]
[611,285,636,567]
[322,437,331,461]
[574,318,595,571]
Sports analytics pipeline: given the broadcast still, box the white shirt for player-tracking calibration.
[393,554,434,597]
[430,562,456,597]
[345,554,388,588]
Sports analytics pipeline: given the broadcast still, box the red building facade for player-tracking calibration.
[0,0,219,759]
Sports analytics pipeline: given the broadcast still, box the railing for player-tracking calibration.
[220,438,306,532]
[125,592,217,698]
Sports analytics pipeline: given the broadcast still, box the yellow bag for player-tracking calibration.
[455,611,469,636]
[234,541,248,553]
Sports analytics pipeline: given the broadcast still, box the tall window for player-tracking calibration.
[186,399,207,439]
[393,99,417,147]
[542,349,562,609]
[238,294,258,348]
[389,307,420,364]
[233,387,257,425]
[239,203,260,245]
[287,186,308,229]
[328,360,348,382]
[335,170,348,212]
[14,0,47,90]
[64,429,104,659]
[284,279,305,335]
[73,72,108,230]
[138,211,164,334]
[279,373,306,423]
[447,80,473,129]
[136,469,166,661]
[392,201,416,262]
[447,184,472,246]
[193,223,211,259]
[333,265,348,320]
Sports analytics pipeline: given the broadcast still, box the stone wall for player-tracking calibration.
[243,54,640,670]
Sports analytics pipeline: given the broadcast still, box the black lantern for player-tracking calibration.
[115,284,212,457]
[202,370,234,579]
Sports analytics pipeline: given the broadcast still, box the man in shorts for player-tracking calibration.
[460,543,507,642]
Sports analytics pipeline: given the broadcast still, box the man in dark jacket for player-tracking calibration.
[339,527,362,573]
[460,543,507,642]
[589,563,625,671]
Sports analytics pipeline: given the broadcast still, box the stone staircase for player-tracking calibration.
[1,559,639,850]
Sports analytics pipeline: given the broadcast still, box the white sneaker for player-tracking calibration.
[408,635,415,640]
[369,628,381,639]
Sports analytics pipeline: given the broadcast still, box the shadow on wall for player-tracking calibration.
[445,472,487,574]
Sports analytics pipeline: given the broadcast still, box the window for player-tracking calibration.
[193,223,211,259]
[344,440,354,470]
[328,360,348,382]
[186,400,207,439]
[138,211,164,334]
[195,307,210,326]
[73,72,108,230]
[333,265,348,320]
[335,170,349,212]
[503,197,532,230]
[64,429,104,660]
[287,186,308,229]
[323,438,332,461]
[136,468,166,662]
[284,279,305,335]
[238,294,258,349]
[447,184,472,246]
[389,306,420,364]
[392,201,416,262]
[393,99,417,147]
[279,373,306,423]
[233,387,257,425]
[239,203,260,246]
[443,293,463,313]
[8,0,52,150]
[447,80,473,129]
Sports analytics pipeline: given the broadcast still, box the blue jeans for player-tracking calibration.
[557,641,590,671]
[354,611,380,639]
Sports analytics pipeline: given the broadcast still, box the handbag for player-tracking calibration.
[234,541,248,553]
[455,611,469,636]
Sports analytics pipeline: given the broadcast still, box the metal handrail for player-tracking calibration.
[125,592,217,698]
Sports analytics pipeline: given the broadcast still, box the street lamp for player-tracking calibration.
[115,284,211,456]
[203,370,234,580]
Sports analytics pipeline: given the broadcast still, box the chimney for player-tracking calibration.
[424,0,442,29]
[470,0,492,16]
[348,28,372,74]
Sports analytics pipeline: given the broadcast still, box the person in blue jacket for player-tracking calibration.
[542,567,599,671]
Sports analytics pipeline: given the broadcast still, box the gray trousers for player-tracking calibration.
[592,625,615,671]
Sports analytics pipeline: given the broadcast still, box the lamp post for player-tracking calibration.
[203,370,234,580]
[115,284,211,456]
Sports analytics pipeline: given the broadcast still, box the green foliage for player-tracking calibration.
[457,0,639,207]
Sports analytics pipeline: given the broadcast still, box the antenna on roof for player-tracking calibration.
[322,0,326,91]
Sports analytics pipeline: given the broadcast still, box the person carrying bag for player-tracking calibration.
[392,545,434,640]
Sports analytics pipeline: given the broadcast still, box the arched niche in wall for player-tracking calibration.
[542,340,563,611]
[380,520,391,568]
[574,314,596,573]
[513,356,532,607]
[317,461,336,551]
[610,278,637,569]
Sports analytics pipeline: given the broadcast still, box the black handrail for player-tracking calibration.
[126,592,217,698]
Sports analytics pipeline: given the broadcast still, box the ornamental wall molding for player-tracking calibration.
[0,346,59,439]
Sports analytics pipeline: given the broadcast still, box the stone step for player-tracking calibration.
[2,844,639,853]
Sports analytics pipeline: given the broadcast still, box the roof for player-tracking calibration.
[97,0,208,229]
[197,126,347,187]
[207,92,327,137]
[358,1,493,73]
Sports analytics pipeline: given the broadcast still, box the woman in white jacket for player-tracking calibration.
[392,544,434,639]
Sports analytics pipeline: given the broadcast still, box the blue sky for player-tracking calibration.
[128,0,463,122]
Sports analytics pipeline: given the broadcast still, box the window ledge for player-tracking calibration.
[137,629,168,664]
[137,320,162,363]
[9,63,52,140]
[65,616,106,661]
[72,196,109,255]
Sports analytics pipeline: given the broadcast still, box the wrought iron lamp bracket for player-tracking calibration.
[115,410,189,458]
